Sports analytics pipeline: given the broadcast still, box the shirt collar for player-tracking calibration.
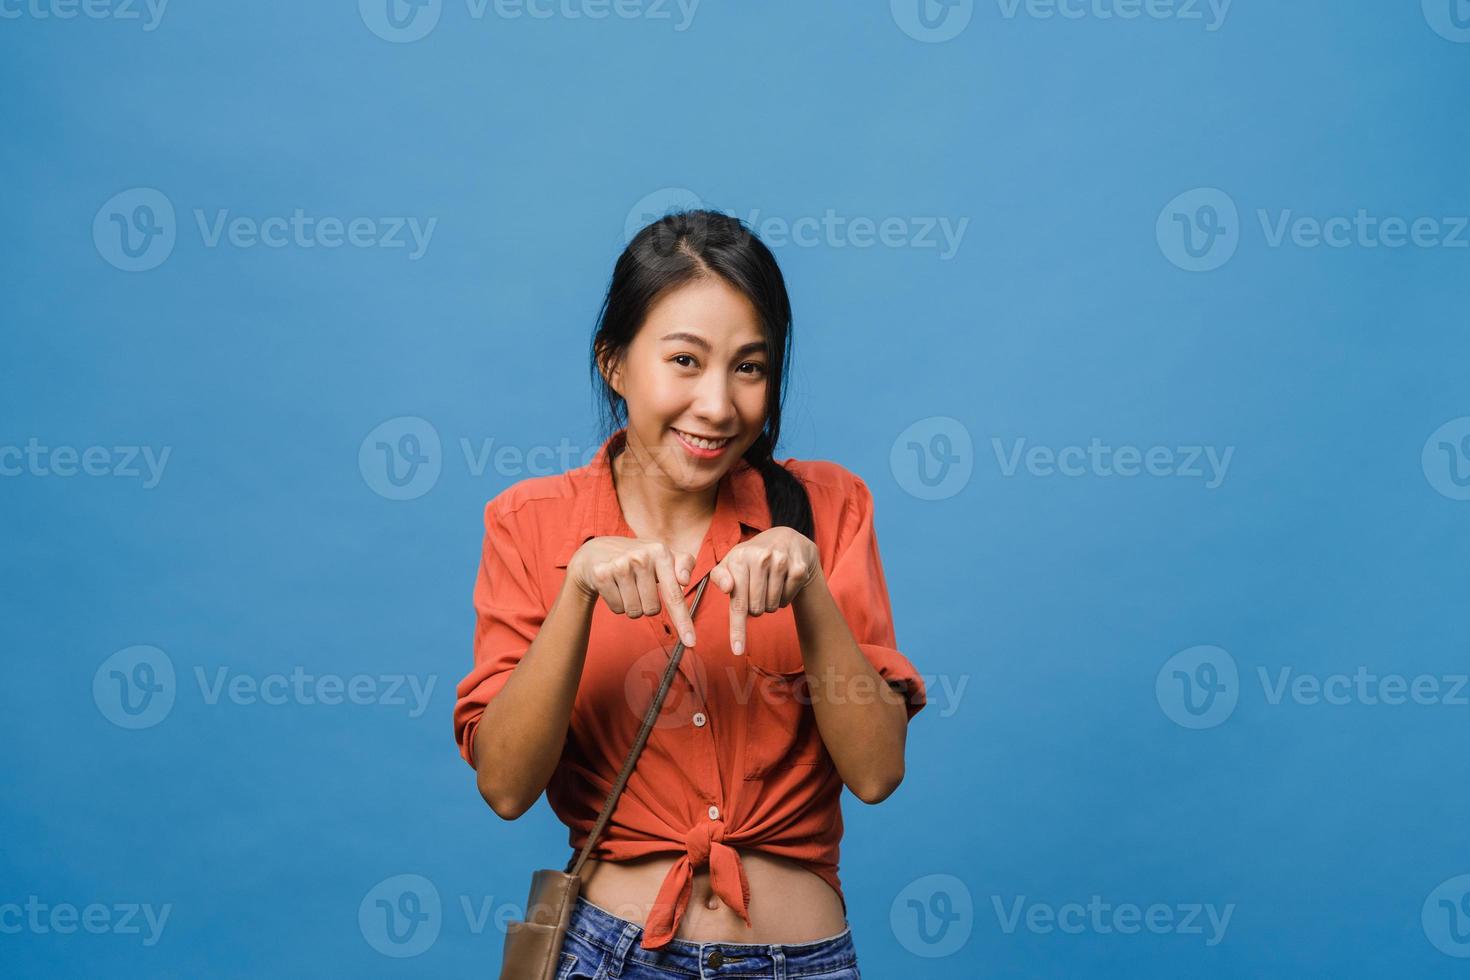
[552,427,772,569]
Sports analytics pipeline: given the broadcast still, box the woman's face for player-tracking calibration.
[606,276,771,491]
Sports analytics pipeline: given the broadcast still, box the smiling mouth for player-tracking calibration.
[672,428,734,451]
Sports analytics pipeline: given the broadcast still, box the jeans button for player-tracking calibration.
[706,949,724,968]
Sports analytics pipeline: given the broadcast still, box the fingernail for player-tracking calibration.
[683,632,696,647]
[732,640,744,655]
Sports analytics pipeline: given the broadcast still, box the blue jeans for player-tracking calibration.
[555,894,863,979]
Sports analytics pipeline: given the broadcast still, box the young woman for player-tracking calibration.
[453,210,927,979]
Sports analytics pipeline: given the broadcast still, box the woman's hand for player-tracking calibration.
[568,537,700,648]
[711,527,821,655]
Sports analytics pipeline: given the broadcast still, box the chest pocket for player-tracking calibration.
[740,606,825,779]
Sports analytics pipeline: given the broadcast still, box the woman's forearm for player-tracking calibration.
[474,575,598,819]
[791,568,910,804]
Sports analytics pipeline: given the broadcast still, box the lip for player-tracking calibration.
[672,428,733,460]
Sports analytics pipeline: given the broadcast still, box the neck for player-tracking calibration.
[611,430,721,539]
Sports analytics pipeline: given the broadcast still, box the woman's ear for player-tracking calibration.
[596,344,624,398]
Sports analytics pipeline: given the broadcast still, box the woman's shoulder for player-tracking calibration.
[778,456,869,496]
[478,469,588,572]
[482,469,580,529]
[776,457,882,532]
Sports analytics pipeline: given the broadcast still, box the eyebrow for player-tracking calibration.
[659,332,769,358]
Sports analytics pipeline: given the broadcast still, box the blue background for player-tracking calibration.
[3,0,1469,976]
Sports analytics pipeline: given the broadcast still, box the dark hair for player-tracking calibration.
[590,209,814,539]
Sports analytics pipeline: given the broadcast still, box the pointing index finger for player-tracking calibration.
[656,551,697,648]
[727,562,747,656]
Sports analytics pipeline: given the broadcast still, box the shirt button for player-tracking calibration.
[692,711,707,727]
[708,804,719,820]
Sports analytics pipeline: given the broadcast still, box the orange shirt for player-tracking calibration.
[453,427,927,950]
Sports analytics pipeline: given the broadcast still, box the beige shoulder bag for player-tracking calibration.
[498,572,713,979]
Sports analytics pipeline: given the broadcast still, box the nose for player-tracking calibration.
[690,371,737,428]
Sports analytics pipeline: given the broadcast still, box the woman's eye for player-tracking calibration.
[672,355,764,375]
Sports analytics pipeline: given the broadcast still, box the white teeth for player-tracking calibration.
[676,430,730,450]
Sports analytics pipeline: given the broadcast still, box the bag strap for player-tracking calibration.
[565,571,713,877]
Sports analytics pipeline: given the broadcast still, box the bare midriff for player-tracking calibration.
[578,850,848,944]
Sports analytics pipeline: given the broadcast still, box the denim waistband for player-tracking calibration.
[565,894,859,978]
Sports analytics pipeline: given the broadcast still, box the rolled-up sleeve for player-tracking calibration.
[453,497,547,769]
[823,473,927,720]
